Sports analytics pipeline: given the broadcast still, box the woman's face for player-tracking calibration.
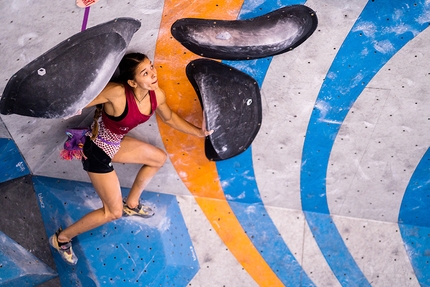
[129,57,158,90]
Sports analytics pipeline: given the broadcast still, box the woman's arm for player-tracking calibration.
[85,82,123,108]
[155,88,212,137]
[63,82,124,120]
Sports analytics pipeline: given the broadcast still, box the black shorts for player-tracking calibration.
[82,136,114,173]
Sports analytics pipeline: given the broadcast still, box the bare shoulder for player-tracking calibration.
[154,87,173,121]
[153,87,167,105]
[103,82,126,99]
[85,82,125,108]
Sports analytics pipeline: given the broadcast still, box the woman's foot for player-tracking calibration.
[49,228,78,265]
[122,198,155,218]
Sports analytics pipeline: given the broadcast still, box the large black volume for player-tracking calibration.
[0,18,141,118]
[186,59,262,161]
[172,5,318,60]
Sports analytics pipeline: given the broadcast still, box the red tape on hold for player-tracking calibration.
[76,0,99,8]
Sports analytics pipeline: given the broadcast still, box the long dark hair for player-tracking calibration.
[115,52,148,83]
[90,53,148,140]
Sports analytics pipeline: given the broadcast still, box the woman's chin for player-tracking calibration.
[150,83,159,90]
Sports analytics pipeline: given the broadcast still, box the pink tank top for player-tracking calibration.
[87,84,158,158]
[102,84,157,134]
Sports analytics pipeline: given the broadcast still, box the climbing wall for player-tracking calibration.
[0,0,429,286]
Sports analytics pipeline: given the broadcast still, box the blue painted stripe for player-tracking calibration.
[399,148,430,228]
[304,212,370,286]
[0,138,30,183]
[300,0,430,285]
[217,1,316,286]
[399,148,430,286]
[399,225,430,286]
[32,176,199,287]
[217,149,314,286]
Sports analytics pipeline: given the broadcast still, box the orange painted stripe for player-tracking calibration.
[154,1,283,286]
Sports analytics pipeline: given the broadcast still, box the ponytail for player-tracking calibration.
[90,104,103,140]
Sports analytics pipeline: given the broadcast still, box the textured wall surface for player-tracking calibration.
[0,0,428,286]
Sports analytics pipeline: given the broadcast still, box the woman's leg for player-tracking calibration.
[58,170,123,242]
[58,135,166,241]
[112,135,167,209]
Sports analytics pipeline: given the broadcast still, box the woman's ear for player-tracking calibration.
[127,79,137,88]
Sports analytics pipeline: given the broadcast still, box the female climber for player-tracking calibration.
[49,52,212,264]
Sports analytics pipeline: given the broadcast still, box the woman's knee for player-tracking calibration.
[104,206,123,221]
[156,149,168,167]
[146,147,167,167]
